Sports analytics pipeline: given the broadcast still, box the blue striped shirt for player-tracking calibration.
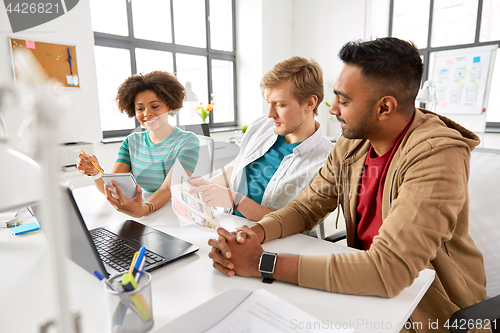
[117,127,200,193]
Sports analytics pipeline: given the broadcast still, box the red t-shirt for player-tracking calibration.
[356,119,412,250]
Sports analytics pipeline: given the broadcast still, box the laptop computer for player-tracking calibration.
[35,186,199,278]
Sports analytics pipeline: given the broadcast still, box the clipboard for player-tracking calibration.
[102,173,138,199]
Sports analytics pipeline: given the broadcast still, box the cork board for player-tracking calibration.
[9,38,80,88]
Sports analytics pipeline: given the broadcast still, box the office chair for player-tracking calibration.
[191,135,215,178]
[449,148,500,333]
[303,220,327,239]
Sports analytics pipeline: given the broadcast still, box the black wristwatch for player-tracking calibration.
[259,252,277,284]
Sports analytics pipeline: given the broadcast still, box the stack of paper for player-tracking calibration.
[160,288,353,333]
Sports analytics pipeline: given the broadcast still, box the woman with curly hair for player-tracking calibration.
[76,71,200,218]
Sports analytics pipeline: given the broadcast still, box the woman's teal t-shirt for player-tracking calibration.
[117,127,200,193]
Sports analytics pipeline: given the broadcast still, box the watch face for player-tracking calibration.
[259,253,276,273]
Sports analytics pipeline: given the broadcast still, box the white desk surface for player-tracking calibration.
[0,186,434,333]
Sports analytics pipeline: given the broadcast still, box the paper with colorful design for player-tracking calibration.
[170,160,219,230]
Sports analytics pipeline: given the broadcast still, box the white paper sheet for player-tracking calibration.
[204,289,353,333]
[170,159,220,230]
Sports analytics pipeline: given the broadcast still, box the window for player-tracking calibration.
[94,46,133,132]
[390,0,500,131]
[431,0,479,47]
[392,0,430,48]
[90,0,237,139]
[480,0,500,42]
[176,53,209,125]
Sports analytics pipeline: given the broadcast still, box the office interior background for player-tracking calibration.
[1,0,500,185]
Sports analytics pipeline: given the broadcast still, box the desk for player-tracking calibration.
[0,186,434,333]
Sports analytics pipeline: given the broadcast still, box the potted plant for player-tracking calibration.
[195,101,214,123]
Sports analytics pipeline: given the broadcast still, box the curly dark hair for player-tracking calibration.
[115,71,185,118]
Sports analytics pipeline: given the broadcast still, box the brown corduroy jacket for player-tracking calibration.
[258,108,488,332]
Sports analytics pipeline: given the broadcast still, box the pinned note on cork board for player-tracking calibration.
[9,37,80,88]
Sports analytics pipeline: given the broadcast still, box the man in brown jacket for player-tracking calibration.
[208,37,488,332]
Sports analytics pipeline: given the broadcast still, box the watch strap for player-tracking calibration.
[261,272,274,284]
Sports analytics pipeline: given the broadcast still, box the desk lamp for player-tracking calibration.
[2,48,80,333]
[416,80,437,111]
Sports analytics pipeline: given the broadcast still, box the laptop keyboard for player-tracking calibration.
[90,228,165,272]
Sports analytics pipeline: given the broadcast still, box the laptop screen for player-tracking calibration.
[35,185,199,278]
[63,186,110,277]
[32,186,109,277]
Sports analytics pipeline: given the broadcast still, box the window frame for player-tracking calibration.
[389,0,500,132]
[94,0,238,139]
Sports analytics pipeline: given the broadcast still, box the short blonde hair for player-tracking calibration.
[260,56,324,115]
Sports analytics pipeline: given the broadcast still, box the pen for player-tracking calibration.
[132,247,146,278]
[135,255,146,283]
[93,270,115,291]
[80,149,104,174]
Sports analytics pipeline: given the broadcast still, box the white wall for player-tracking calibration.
[296,0,390,137]
[235,0,264,128]
[1,0,390,148]
[0,0,102,147]
[262,0,295,71]
[236,0,295,127]
[235,0,390,136]
[293,0,368,137]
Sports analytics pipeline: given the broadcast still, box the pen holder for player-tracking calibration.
[104,272,154,333]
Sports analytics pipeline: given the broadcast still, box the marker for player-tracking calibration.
[80,149,104,174]
[121,273,151,320]
[121,272,138,292]
[129,251,139,274]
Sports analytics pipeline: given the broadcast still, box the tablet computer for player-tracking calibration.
[102,173,138,199]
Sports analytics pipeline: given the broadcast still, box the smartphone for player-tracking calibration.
[101,173,138,199]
